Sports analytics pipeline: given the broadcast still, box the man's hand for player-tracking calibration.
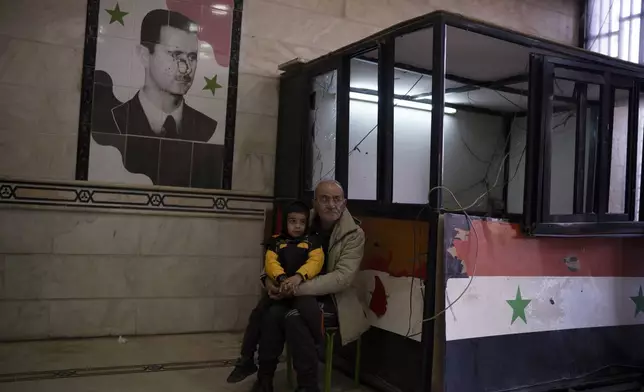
[265,278,283,300]
[280,275,303,294]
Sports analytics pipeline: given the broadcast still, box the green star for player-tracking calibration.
[630,286,644,317]
[203,75,223,96]
[105,3,129,26]
[507,286,531,325]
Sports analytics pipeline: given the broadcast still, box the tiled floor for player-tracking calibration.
[0,333,369,392]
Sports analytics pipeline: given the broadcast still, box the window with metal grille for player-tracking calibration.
[586,0,643,63]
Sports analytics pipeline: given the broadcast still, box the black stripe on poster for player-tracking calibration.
[445,324,644,392]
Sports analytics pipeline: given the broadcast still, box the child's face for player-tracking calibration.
[286,212,307,237]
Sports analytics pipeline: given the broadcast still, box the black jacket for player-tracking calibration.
[111,93,217,142]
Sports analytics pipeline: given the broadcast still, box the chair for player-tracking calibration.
[286,313,362,392]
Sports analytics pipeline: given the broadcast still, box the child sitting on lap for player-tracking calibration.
[227,201,324,384]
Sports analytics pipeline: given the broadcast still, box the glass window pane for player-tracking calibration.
[348,51,378,200]
[310,70,338,186]
[549,79,600,215]
[599,0,606,34]
[549,108,577,214]
[507,117,527,214]
[636,91,644,220]
[392,28,433,204]
[610,0,620,33]
[590,0,601,36]
[622,0,632,18]
[608,88,630,213]
[620,21,630,60]
[631,17,640,62]
[634,0,642,15]
[610,33,619,57]
[588,35,600,52]
[599,36,609,55]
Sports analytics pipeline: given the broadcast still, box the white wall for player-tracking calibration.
[609,104,628,213]
[507,112,578,215]
[443,111,506,211]
[346,99,506,208]
[0,209,264,340]
[348,100,378,199]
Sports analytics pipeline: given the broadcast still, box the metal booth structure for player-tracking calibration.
[273,11,644,392]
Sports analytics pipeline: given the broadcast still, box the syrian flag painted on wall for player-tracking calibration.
[442,213,644,392]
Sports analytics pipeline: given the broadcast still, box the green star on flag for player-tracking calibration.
[106,3,129,26]
[507,286,531,325]
[630,285,644,317]
[203,75,223,96]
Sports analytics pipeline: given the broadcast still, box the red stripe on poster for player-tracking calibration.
[451,220,644,277]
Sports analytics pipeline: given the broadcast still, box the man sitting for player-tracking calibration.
[229,180,370,392]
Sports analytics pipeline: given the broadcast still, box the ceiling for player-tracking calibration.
[350,59,530,113]
[349,25,563,113]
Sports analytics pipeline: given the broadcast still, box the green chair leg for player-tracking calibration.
[324,330,336,392]
[286,344,294,388]
[354,337,361,386]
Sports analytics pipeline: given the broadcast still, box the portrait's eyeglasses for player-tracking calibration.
[316,195,344,205]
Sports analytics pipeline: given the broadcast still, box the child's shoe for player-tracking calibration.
[226,356,257,383]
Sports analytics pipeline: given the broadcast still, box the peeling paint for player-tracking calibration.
[564,256,580,272]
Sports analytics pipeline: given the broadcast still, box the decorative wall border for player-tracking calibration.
[75,0,244,189]
[0,179,272,218]
[0,359,238,383]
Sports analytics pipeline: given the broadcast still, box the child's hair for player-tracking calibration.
[280,201,310,237]
[284,200,309,218]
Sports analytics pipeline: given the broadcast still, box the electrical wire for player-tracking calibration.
[405,111,576,337]
[425,185,480,326]
[493,89,526,111]
[458,128,492,164]
[319,72,426,180]
[405,203,427,337]
[588,0,617,51]
[446,110,574,213]
[447,105,574,214]
[400,54,560,334]
[497,364,644,392]
[406,185,480,338]
[456,61,527,207]
[405,152,529,338]
[319,61,577,337]
[404,115,522,338]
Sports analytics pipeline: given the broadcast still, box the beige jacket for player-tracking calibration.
[295,208,370,345]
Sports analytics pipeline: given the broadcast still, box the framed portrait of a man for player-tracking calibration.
[77,0,241,189]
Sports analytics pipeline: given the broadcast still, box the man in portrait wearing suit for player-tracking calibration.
[111,9,217,141]
[91,8,223,188]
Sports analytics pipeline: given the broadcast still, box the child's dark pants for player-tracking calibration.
[240,293,323,360]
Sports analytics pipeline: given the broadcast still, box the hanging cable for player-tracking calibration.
[319,71,426,180]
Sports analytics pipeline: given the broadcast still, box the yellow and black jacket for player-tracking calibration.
[264,234,325,283]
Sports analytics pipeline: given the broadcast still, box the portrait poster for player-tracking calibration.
[81,0,238,189]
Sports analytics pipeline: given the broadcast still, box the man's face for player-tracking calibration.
[313,182,346,226]
[146,26,198,95]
